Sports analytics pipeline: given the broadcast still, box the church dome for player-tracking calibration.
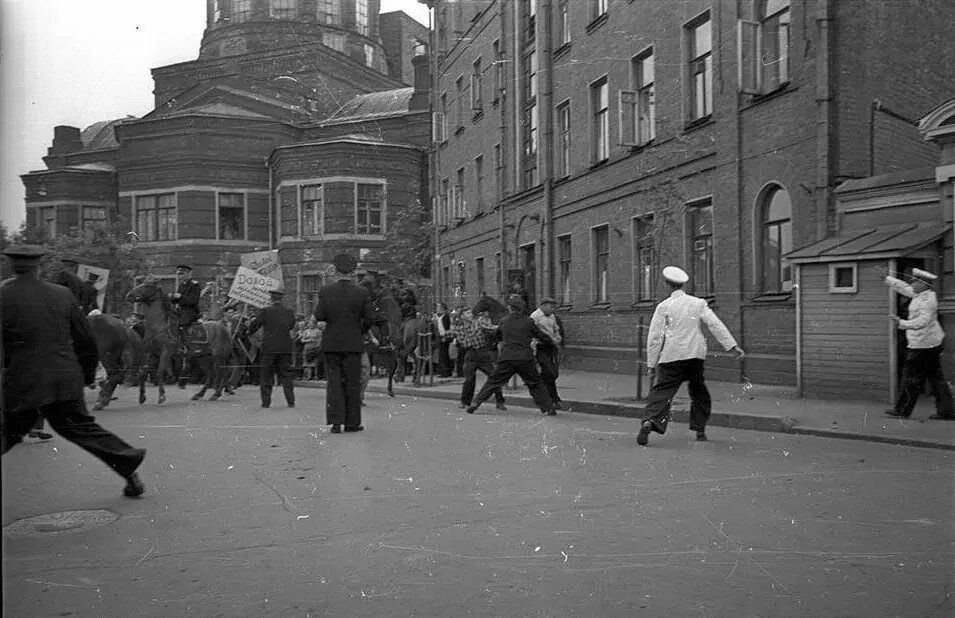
[201,0,388,74]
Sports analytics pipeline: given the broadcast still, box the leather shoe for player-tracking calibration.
[261,402,270,409]
[458,402,467,409]
[929,414,955,421]
[344,425,364,432]
[495,402,507,411]
[123,472,145,498]
[465,404,478,414]
[696,431,708,442]
[637,421,652,446]
[330,424,341,433]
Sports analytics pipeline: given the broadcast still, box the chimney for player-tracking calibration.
[48,125,83,157]
[409,53,430,111]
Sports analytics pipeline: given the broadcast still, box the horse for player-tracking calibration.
[367,292,402,397]
[125,280,232,403]
[181,319,234,401]
[88,313,146,411]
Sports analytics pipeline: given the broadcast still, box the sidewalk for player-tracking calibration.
[296,368,955,451]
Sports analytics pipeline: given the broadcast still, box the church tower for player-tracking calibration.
[201,0,388,75]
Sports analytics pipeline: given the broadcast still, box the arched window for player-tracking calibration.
[760,186,793,292]
[759,0,790,89]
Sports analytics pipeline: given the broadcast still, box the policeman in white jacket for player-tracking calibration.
[638,266,745,446]
[885,268,954,420]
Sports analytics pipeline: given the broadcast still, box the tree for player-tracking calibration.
[375,197,433,282]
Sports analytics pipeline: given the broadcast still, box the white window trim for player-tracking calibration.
[132,191,179,243]
[685,194,715,296]
[277,177,387,239]
[299,183,325,237]
[631,213,656,301]
[590,75,610,163]
[685,10,713,123]
[215,191,249,241]
[828,263,858,294]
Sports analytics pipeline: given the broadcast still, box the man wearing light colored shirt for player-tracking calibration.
[531,297,565,408]
[885,268,953,420]
[638,266,745,446]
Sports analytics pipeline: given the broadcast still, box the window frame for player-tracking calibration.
[632,47,656,145]
[300,184,324,237]
[686,12,713,123]
[355,0,369,36]
[278,178,387,239]
[232,0,252,22]
[632,214,655,302]
[557,0,571,46]
[474,154,485,212]
[476,256,486,297]
[591,0,609,22]
[686,198,715,297]
[317,0,341,25]
[592,224,610,304]
[133,192,178,242]
[298,272,325,317]
[269,0,299,20]
[591,76,610,163]
[828,263,858,294]
[558,234,572,306]
[471,57,483,111]
[81,205,107,232]
[216,192,247,241]
[759,185,794,293]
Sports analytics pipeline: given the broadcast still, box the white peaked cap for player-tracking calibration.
[911,267,938,282]
[662,266,689,284]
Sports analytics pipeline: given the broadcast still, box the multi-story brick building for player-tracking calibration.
[427,0,955,386]
[21,0,431,314]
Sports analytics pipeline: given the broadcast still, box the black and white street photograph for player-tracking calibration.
[2,1,954,616]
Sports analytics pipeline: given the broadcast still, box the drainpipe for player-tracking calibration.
[539,0,554,299]
[816,0,836,236]
[429,4,440,304]
[498,0,509,296]
[267,153,274,250]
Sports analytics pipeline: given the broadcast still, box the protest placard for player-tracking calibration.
[227,266,282,308]
[240,250,283,285]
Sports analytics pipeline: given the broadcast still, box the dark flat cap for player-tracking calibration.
[3,244,48,260]
[507,295,526,310]
[332,253,357,274]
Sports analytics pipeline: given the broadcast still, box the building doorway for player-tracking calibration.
[521,243,536,309]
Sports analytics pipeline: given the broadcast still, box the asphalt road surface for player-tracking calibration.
[3,383,952,617]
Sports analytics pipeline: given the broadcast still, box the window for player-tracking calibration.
[621,49,655,146]
[557,101,571,178]
[591,0,608,22]
[135,193,176,241]
[440,178,450,225]
[454,167,466,219]
[323,32,345,52]
[687,15,713,121]
[301,185,322,236]
[300,274,324,316]
[521,47,539,187]
[317,0,341,25]
[557,0,570,46]
[474,155,485,212]
[591,77,610,162]
[633,215,654,301]
[280,187,298,237]
[355,0,369,36]
[270,0,298,20]
[364,44,374,67]
[40,206,56,238]
[688,201,714,296]
[760,0,790,89]
[356,183,384,234]
[829,263,858,294]
[324,181,353,234]
[81,206,107,231]
[413,39,427,56]
[233,0,252,22]
[217,193,245,240]
[593,226,610,303]
[523,0,537,43]
[760,186,793,292]
[476,257,486,297]
[494,143,503,199]
[438,7,449,52]
[471,58,483,111]
[558,235,572,305]
[212,0,222,22]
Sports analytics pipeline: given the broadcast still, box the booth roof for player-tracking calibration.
[786,223,952,264]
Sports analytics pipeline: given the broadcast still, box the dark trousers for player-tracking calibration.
[325,352,362,427]
[536,345,561,403]
[438,339,453,377]
[894,345,954,417]
[259,352,294,406]
[461,347,505,405]
[471,358,554,413]
[2,399,144,478]
[643,359,711,434]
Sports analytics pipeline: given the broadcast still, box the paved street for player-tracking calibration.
[3,384,953,617]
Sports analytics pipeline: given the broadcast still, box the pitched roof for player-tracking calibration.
[786,223,952,263]
[326,87,414,122]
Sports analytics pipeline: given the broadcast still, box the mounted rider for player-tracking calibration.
[170,264,202,346]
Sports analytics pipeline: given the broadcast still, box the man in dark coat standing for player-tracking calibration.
[466,296,556,416]
[52,256,86,310]
[247,289,296,408]
[1,244,146,497]
[81,272,101,314]
[314,253,373,433]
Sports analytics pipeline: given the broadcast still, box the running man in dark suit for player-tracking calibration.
[247,289,297,408]
[466,296,556,416]
[1,244,146,497]
[314,253,373,433]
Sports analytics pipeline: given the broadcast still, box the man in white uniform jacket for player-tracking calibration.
[885,268,954,420]
[638,266,745,446]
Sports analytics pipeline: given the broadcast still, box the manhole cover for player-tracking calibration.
[3,510,118,538]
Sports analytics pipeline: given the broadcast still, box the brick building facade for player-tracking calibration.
[427,0,955,386]
[21,0,431,315]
